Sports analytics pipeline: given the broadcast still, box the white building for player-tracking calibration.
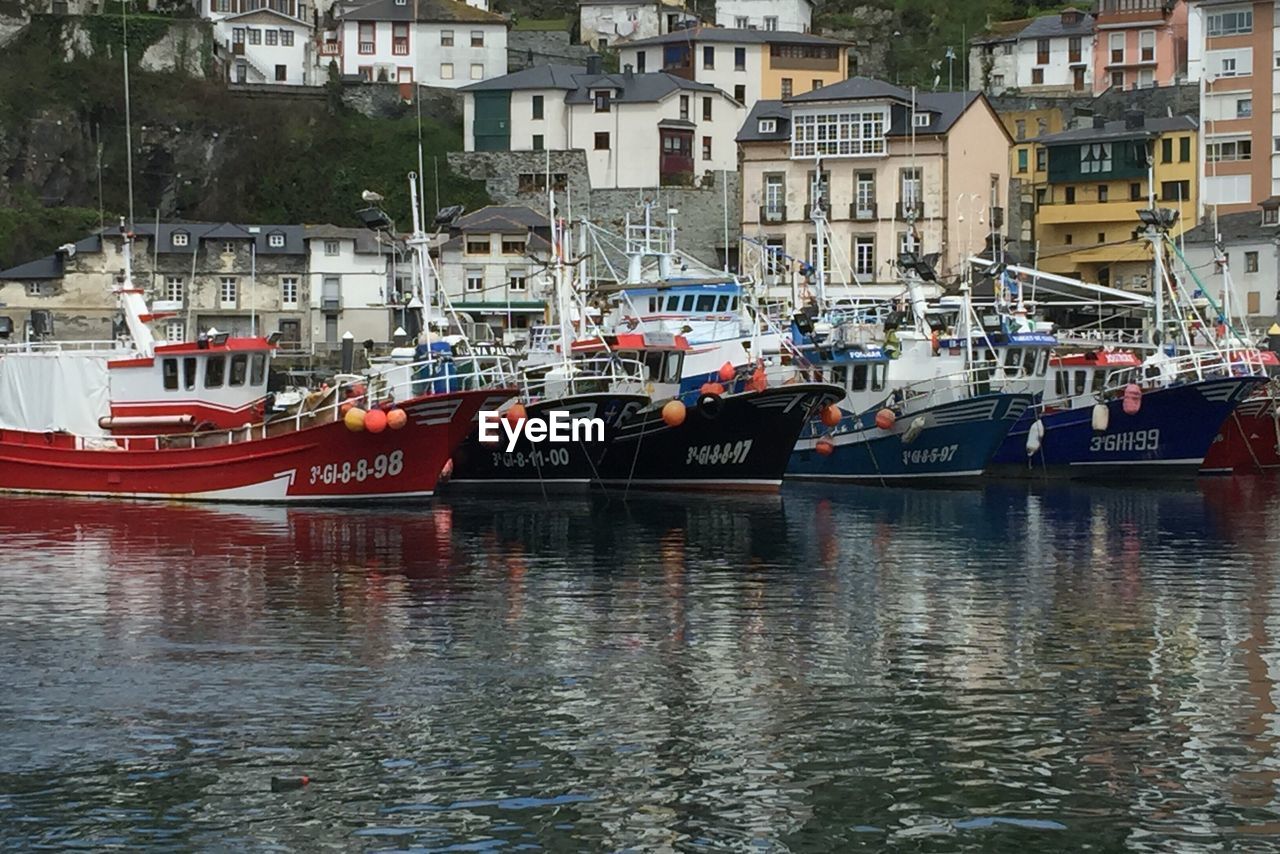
[968,8,1094,95]
[461,61,746,189]
[577,0,696,49]
[1181,203,1280,323]
[437,206,551,343]
[713,0,811,34]
[615,28,849,111]
[215,9,319,84]
[336,0,508,88]
[304,225,401,348]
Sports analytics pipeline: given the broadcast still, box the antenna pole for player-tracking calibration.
[122,0,135,231]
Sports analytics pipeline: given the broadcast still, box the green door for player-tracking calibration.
[473,91,510,151]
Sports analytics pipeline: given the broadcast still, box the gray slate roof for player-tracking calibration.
[1034,115,1196,145]
[461,63,584,91]
[1019,10,1094,40]
[102,222,309,255]
[1182,209,1279,245]
[736,87,985,143]
[0,236,101,280]
[785,75,913,104]
[463,65,723,102]
[622,26,848,47]
[453,205,550,232]
[303,224,385,254]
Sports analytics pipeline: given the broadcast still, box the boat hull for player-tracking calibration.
[991,376,1264,478]
[787,393,1033,483]
[446,392,649,492]
[595,383,843,492]
[0,388,499,502]
[1201,390,1280,473]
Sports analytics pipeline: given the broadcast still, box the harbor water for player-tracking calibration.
[4,482,1280,850]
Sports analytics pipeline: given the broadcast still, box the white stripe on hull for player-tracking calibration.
[787,470,984,481]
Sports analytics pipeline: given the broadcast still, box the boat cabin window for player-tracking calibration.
[681,295,696,312]
[870,363,885,391]
[714,296,729,311]
[183,357,197,390]
[1003,348,1021,369]
[162,358,179,391]
[1022,349,1037,376]
[1093,369,1106,393]
[663,352,682,382]
[1055,370,1068,397]
[852,363,869,391]
[831,365,848,387]
[1074,370,1087,396]
[250,353,266,386]
[643,351,665,381]
[666,295,681,311]
[206,355,226,388]
[696,295,716,312]
[229,353,248,387]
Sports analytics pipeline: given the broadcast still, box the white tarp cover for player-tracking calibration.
[0,353,111,437]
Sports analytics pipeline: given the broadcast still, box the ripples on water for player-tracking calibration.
[3,481,1280,850]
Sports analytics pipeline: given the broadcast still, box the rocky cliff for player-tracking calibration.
[0,14,489,269]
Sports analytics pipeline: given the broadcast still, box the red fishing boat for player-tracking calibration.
[1202,351,1280,474]
[0,232,508,502]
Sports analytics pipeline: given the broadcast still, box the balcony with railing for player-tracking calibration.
[760,205,787,223]
[1096,0,1171,23]
[896,200,923,221]
[850,202,877,221]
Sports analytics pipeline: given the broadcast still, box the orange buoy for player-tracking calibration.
[820,404,842,428]
[875,408,896,431]
[364,408,388,434]
[386,408,408,430]
[344,407,366,432]
[816,437,835,456]
[661,399,687,427]
[718,361,735,382]
[340,401,354,416]
[699,381,725,396]
[504,402,527,425]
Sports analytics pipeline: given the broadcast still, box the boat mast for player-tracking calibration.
[811,156,826,308]
[407,171,431,349]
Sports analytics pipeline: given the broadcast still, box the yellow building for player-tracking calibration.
[1012,113,1197,287]
[616,28,849,109]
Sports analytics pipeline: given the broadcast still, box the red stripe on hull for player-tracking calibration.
[0,388,504,502]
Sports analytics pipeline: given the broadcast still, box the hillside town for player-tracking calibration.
[0,0,1273,357]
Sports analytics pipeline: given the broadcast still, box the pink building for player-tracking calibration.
[1092,0,1188,92]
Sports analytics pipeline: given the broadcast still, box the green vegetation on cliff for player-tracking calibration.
[0,15,490,269]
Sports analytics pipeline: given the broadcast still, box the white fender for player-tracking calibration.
[1026,418,1045,456]
[902,416,928,444]
[1091,402,1109,433]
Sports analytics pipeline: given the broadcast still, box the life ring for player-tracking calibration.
[697,392,724,420]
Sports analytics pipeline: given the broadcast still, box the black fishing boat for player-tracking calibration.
[447,390,648,491]
[596,382,843,492]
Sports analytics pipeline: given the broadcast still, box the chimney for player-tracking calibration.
[586,53,603,75]
[1092,114,1106,129]
[1124,109,1143,130]
[623,63,633,76]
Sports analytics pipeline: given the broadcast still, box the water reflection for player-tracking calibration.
[1,483,1279,850]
